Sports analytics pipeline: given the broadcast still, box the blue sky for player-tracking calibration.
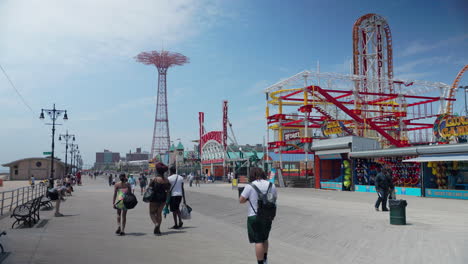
[1,0,467,169]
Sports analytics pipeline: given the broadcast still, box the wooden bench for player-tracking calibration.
[11,196,42,228]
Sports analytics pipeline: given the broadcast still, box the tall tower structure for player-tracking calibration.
[136,50,189,159]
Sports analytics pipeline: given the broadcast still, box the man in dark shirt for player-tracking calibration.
[374,168,391,211]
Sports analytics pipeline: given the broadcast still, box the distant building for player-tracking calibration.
[2,157,66,180]
[126,148,150,162]
[95,149,120,170]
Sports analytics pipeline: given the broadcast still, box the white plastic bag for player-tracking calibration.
[181,204,192,220]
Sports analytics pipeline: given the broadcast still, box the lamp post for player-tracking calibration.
[40,104,68,188]
[70,144,78,175]
[59,131,75,178]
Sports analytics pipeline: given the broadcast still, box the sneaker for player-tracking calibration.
[54,212,64,217]
[178,222,183,229]
[116,227,121,234]
[375,207,379,211]
[169,225,179,229]
[382,208,389,211]
[119,232,126,236]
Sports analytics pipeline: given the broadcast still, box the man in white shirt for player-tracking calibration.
[168,167,186,229]
[239,168,277,264]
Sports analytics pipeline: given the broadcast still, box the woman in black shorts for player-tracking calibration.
[148,163,170,235]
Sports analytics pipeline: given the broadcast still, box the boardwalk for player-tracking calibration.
[0,177,467,264]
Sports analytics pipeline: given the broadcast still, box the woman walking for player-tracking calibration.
[113,174,131,236]
[148,163,170,236]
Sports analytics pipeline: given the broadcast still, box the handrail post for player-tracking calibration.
[22,187,25,205]
[10,190,14,211]
[1,192,4,215]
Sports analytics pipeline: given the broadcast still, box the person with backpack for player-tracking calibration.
[148,163,170,235]
[239,167,277,264]
[113,174,131,236]
[168,166,186,229]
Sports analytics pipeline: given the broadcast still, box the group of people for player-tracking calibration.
[108,173,149,195]
[112,163,187,236]
[187,173,200,187]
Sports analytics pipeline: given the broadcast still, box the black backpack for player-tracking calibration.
[249,182,277,221]
[123,192,138,209]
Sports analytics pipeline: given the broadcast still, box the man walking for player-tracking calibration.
[188,173,194,187]
[375,168,391,211]
[168,167,186,229]
[239,167,277,264]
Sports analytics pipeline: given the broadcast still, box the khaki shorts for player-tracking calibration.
[247,216,272,243]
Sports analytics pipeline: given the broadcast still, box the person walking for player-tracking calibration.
[148,163,170,235]
[239,167,277,264]
[375,168,391,211]
[108,174,113,186]
[112,175,117,185]
[167,166,186,229]
[113,174,131,236]
[195,173,200,187]
[188,173,194,187]
[128,175,136,193]
[30,175,35,188]
[139,174,148,195]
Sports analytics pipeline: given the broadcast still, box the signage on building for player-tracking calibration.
[284,131,301,141]
[43,152,52,155]
[321,121,347,137]
[434,115,468,139]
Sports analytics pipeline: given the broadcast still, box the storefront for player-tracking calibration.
[311,136,380,191]
[350,143,468,200]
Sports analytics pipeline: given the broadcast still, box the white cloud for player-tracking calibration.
[245,80,273,95]
[0,0,223,81]
[400,33,468,57]
[394,56,452,75]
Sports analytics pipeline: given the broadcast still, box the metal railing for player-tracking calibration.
[0,184,47,216]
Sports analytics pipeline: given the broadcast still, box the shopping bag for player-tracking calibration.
[143,187,154,203]
[163,204,170,218]
[181,204,192,220]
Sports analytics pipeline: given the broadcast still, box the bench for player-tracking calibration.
[40,196,53,210]
[11,196,42,228]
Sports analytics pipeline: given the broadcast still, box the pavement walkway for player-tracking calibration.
[0,177,466,264]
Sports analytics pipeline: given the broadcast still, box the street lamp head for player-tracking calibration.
[63,111,68,121]
[39,110,45,120]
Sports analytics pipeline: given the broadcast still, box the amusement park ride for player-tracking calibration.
[265,13,465,154]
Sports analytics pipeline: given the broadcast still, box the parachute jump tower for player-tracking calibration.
[136,50,189,159]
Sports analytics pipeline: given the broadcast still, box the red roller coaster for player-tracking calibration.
[266,14,457,153]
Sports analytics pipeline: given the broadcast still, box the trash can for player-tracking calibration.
[389,199,407,225]
[238,186,245,198]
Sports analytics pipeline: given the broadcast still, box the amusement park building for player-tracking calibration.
[263,13,468,199]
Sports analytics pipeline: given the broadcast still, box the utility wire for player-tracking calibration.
[0,63,34,113]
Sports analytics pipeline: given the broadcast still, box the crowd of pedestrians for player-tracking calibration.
[109,163,189,237]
